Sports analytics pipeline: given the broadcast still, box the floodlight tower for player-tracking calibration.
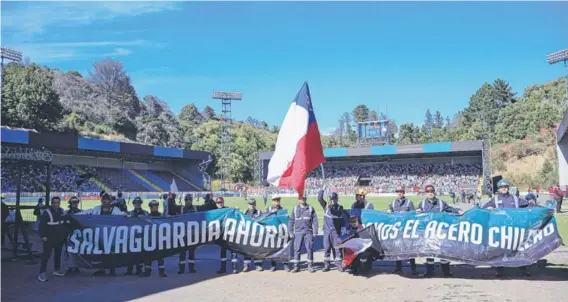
[546,49,568,106]
[212,91,243,190]
[1,47,23,86]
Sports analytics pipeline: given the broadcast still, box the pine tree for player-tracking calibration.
[423,109,433,136]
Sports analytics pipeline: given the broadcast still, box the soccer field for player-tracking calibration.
[9,195,568,240]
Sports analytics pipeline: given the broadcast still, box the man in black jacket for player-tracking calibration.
[38,196,67,282]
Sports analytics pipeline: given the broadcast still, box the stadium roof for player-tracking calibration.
[0,126,210,161]
[259,140,483,161]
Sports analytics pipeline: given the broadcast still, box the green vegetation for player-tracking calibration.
[1,58,566,187]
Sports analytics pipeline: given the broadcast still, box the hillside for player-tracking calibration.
[1,57,566,186]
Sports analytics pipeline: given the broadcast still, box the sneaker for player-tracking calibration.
[255,265,263,272]
[53,270,65,277]
[38,273,48,282]
[269,266,276,272]
[284,265,291,272]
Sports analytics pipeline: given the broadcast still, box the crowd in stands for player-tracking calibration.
[304,163,482,194]
[1,164,198,193]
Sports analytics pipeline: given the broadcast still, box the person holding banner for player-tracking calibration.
[289,197,319,273]
[76,193,126,276]
[266,194,291,272]
[482,179,531,277]
[387,186,417,275]
[214,197,239,274]
[141,200,167,278]
[317,190,348,272]
[243,198,264,272]
[126,197,148,276]
[416,184,463,278]
[178,194,200,274]
[64,196,83,275]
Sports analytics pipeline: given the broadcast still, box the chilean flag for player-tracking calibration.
[267,82,325,199]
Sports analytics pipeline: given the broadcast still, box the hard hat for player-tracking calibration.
[69,196,80,204]
[355,188,366,196]
[497,179,511,187]
[425,184,435,192]
[133,197,143,205]
[148,200,159,207]
[395,185,405,192]
[247,198,257,205]
[271,194,281,200]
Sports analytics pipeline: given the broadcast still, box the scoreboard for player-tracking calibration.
[358,120,389,139]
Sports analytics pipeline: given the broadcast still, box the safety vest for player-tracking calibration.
[392,199,411,211]
[45,208,64,225]
[324,204,343,219]
[294,205,314,219]
[494,195,519,208]
[181,206,198,214]
[421,199,444,212]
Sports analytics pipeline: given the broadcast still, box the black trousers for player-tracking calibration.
[40,239,63,273]
[179,247,196,262]
[145,258,165,269]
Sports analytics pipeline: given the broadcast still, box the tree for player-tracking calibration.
[461,83,501,131]
[202,106,216,121]
[433,110,444,129]
[367,110,379,121]
[388,120,398,144]
[67,70,83,78]
[352,104,369,123]
[493,78,517,106]
[88,58,140,118]
[246,116,260,127]
[179,104,204,125]
[398,123,420,144]
[423,109,433,136]
[1,63,63,131]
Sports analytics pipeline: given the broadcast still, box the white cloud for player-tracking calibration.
[1,0,176,63]
[2,1,180,37]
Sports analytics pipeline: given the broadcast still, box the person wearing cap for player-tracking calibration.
[64,196,83,274]
[317,190,348,272]
[125,197,148,276]
[242,198,264,272]
[482,179,531,277]
[417,184,463,278]
[37,196,67,282]
[289,196,319,273]
[214,197,239,274]
[266,194,290,272]
[387,186,417,275]
[178,194,200,274]
[142,200,167,278]
[525,193,537,207]
[76,192,125,276]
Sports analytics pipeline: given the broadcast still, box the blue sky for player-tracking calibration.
[2,1,567,134]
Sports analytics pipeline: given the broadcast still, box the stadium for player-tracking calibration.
[259,139,487,197]
[1,126,211,213]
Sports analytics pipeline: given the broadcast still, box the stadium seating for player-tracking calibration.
[305,163,481,194]
[1,164,202,193]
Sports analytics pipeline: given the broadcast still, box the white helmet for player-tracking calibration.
[271,194,281,200]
